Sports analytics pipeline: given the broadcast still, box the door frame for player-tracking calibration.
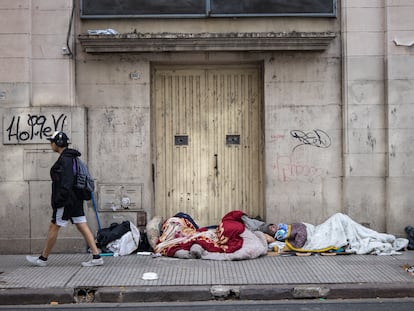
[150,62,265,223]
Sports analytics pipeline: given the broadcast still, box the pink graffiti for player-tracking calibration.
[269,134,285,144]
[272,153,324,182]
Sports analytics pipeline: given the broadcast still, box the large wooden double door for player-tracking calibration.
[153,65,263,226]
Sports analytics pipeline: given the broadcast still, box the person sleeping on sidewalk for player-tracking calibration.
[241,215,307,249]
[249,213,408,255]
[152,210,269,261]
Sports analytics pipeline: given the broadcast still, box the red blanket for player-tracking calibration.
[155,210,246,257]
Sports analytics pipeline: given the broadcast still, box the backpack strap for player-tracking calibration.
[72,158,78,176]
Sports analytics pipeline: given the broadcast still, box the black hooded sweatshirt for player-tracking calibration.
[50,148,83,220]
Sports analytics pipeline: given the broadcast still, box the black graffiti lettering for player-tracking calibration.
[19,131,30,141]
[52,114,67,132]
[27,114,48,140]
[6,116,20,141]
[291,129,331,152]
[5,113,67,143]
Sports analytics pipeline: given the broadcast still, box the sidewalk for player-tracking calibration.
[1,250,414,305]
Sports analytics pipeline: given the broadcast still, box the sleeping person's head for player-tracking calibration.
[263,223,277,236]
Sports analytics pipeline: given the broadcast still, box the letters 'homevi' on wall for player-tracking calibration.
[2,108,71,145]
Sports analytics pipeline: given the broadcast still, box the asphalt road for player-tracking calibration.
[2,298,414,311]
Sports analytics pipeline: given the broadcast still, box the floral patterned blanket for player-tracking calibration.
[154,210,267,260]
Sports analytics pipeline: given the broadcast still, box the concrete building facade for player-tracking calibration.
[0,0,413,254]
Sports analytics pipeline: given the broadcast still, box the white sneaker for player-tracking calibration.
[26,255,47,267]
[81,257,103,267]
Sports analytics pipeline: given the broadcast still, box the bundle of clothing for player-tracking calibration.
[154,210,268,260]
[96,220,141,256]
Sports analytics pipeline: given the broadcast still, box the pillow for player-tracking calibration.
[146,216,163,250]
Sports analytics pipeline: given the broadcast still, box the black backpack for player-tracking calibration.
[405,226,414,250]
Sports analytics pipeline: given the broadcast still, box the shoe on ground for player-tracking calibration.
[26,255,47,267]
[81,257,104,267]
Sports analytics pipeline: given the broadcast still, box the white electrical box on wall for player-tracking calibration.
[98,183,142,211]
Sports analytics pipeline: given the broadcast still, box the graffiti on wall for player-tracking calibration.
[272,152,325,182]
[290,129,331,152]
[270,129,332,183]
[3,110,69,144]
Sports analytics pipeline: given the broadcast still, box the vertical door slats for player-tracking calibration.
[154,66,263,226]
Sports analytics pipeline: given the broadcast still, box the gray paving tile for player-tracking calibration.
[1,253,413,289]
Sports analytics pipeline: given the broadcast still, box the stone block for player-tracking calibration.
[0,34,29,58]
[31,34,69,59]
[77,84,149,108]
[76,59,150,85]
[346,104,385,129]
[346,7,384,32]
[0,238,29,254]
[32,59,71,84]
[0,145,24,180]
[344,153,387,177]
[389,103,414,129]
[66,108,87,155]
[0,10,29,34]
[265,105,341,131]
[387,177,414,236]
[388,55,414,80]
[388,151,414,177]
[389,129,414,153]
[87,107,150,182]
[0,58,29,83]
[264,55,340,83]
[31,10,70,35]
[346,56,384,81]
[388,79,414,106]
[32,83,73,106]
[343,177,386,232]
[347,80,384,106]
[0,1,29,10]
[0,82,30,107]
[387,5,414,31]
[346,128,387,153]
[265,81,340,107]
[293,286,329,298]
[344,0,384,8]
[345,31,384,56]
[0,182,30,239]
[265,177,341,226]
[23,149,55,181]
[32,0,72,10]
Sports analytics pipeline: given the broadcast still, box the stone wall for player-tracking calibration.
[1,0,414,253]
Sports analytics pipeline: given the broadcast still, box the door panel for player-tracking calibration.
[153,65,263,226]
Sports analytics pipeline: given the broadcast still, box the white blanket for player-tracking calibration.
[301,213,408,255]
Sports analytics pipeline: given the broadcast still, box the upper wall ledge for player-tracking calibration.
[78,31,336,53]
